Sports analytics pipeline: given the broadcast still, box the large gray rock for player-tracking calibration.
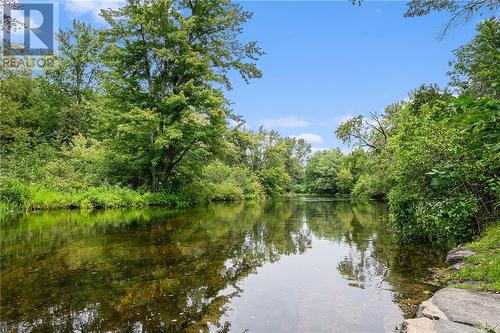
[429,288,500,328]
[445,247,475,265]
[433,319,484,333]
[400,317,483,333]
[417,299,447,320]
[399,288,500,332]
[400,318,434,333]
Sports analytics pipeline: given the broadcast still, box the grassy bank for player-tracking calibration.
[447,224,500,292]
[0,180,194,213]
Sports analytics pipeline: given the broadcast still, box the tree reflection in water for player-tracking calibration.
[0,199,445,332]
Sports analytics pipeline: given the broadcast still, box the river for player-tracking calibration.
[0,197,446,332]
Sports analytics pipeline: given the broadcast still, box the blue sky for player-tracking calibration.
[57,0,481,151]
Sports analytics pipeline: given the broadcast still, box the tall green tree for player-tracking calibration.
[101,0,263,189]
[448,18,500,98]
[304,150,344,194]
[0,67,69,147]
[405,84,452,115]
[40,20,105,143]
[47,20,103,105]
[227,127,310,195]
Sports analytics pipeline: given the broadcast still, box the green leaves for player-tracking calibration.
[99,0,263,188]
[389,94,499,243]
[304,150,344,194]
[449,19,500,98]
[46,20,104,105]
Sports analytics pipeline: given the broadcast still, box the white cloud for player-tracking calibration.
[311,147,329,153]
[310,145,352,154]
[333,113,355,125]
[64,0,123,21]
[261,116,310,128]
[319,113,355,128]
[291,133,324,144]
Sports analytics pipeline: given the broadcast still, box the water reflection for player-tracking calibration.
[0,199,445,332]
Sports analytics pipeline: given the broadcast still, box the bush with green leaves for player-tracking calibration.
[389,96,499,242]
[304,150,343,194]
[0,179,31,211]
[257,167,292,196]
[193,161,265,202]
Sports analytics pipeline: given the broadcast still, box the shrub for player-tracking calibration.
[0,179,31,211]
[258,167,292,196]
[388,96,499,243]
[143,192,191,207]
[336,167,354,194]
[27,184,70,210]
[351,173,388,199]
[198,161,265,201]
[389,191,479,243]
[73,186,145,209]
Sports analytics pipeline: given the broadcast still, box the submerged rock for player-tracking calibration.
[445,247,475,266]
[398,288,500,333]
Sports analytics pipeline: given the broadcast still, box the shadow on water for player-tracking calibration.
[0,199,447,332]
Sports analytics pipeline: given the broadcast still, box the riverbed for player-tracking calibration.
[0,198,447,332]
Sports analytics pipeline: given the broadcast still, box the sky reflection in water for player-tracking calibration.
[0,198,446,332]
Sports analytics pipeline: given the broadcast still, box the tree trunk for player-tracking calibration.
[151,162,172,190]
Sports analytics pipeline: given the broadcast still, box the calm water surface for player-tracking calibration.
[0,198,446,332]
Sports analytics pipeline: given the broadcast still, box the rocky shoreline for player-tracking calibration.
[397,248,500,333]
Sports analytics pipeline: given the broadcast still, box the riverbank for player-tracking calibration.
[400,288,500,333]
[445,224,500,292]
[399,224,500,332]
[0,182,193,213]
[0,179,270,214]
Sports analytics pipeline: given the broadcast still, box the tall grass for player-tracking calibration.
[0,160,266,214]
[0,180,189,213]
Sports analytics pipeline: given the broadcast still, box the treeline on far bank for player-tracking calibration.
[302,19,499,243]
[0,0,498,245]
[0,1,311,212]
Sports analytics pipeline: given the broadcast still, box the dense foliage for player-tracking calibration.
[0,0,311,211]
[0,1,498,246]
[304,19,499,243]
